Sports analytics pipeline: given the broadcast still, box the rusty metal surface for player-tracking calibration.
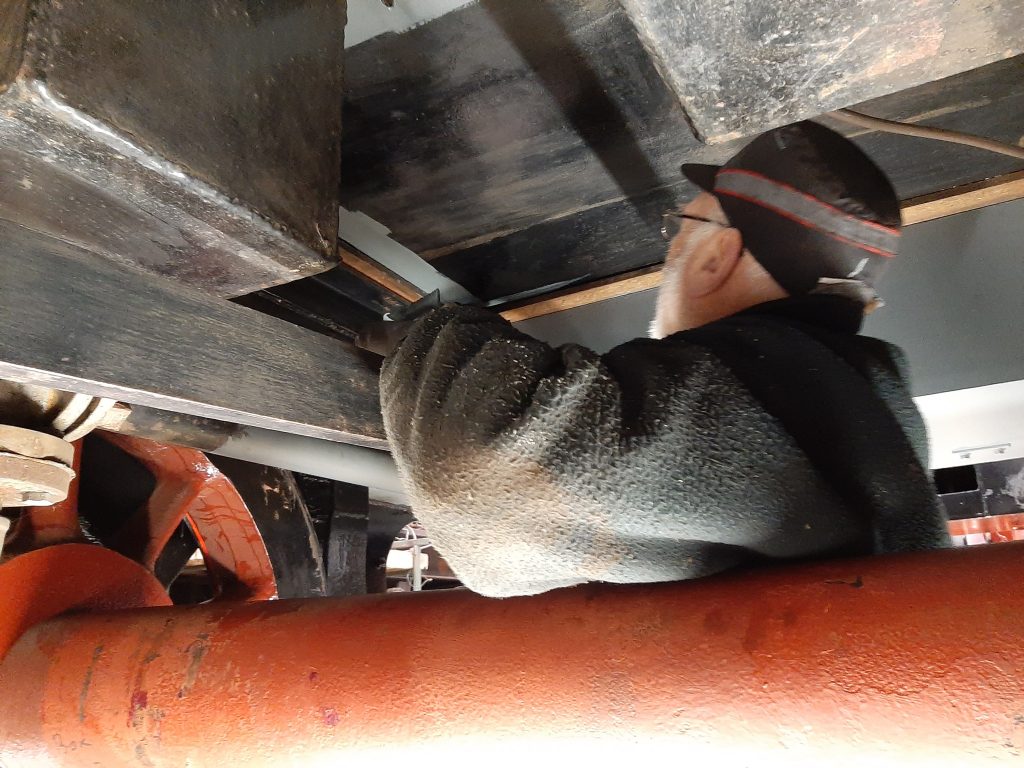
[4,439,83,553]
[104,434,278,602]
[0,425,73,467]
[2,544,1023,765]
[0,426,76,507]
[619,0,1024,143]
[209,457,329,599]
[0,0,344,297]
[0,543,170,660]
[325,481,369,596]
[0,455,73,506]
[100,405,246,453]
[1,432,282,599]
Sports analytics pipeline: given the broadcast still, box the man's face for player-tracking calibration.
[652,190,788,337]
[651,192,732,338]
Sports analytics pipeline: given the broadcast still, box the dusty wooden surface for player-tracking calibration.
[340,0,1024,302]
[900,171,1024,226]
[619,0,1024,142]
[499,171,1024,320]
[37,0,346,259]
[0,0,344,297]
[0,219,386,448]
[0,0,27,88]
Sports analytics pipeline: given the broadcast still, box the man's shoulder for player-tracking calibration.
[668,295,911,394]
[726,294,866,335]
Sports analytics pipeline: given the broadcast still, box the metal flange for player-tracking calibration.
[0,425,75,507]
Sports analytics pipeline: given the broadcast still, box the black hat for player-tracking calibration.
[681,121,900,296]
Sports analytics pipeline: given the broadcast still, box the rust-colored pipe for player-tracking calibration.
[2,544,1023,766]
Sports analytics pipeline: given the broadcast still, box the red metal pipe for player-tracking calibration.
[2,544,1023,766]
[0,544,170,659]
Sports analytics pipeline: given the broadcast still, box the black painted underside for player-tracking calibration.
[266,0,1024,336]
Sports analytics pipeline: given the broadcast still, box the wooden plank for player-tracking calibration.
[342,0,702,258]
[40,0,345,263]
[0,0,28,88]
[900,170,1024,225]
[501,171,1024,320]
[618,0,1023,143]
[0,218,386,448]
[433,59,1024,303]
[339,245,423,304]
[431,182,684,302]
[1,0,342,297]
[501,267,662,322]
[345,3,1024,303]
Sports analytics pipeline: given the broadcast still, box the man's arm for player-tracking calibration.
[381,304,625,596]
[381,304,609,462]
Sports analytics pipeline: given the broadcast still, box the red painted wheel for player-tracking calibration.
[100,433,279,601]
[0,433,305,660]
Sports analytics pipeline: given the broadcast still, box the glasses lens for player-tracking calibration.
[661,213,681,242]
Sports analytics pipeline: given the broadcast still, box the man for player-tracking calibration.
[376,121,950,598]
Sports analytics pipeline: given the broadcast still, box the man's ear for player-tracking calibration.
[682,227,743,298]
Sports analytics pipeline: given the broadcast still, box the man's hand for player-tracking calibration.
[354,320,414,357]
[355,290,444,357]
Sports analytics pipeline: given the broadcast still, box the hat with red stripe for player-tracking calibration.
[681,121,900,296]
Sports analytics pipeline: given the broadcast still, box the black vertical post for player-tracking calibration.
[326,482,369,597]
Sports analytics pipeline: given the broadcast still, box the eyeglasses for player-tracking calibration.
[661,210,722,241]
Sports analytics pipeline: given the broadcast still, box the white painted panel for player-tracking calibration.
[346,0,478,48]
[915,380,1024,469]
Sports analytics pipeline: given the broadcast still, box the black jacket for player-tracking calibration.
[380,295,949,597]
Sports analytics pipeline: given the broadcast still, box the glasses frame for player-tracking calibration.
[661,210,723,241]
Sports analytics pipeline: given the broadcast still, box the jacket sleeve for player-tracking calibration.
[380,305,643,596]
[381,304,614,466]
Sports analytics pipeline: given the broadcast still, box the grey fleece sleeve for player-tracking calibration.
[379,305,865,597]
[379,304,622,596]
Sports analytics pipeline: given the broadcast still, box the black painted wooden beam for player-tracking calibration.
[619,0,1023,142]
[0,0,344,296]
[340,0,1024,302]
[0,218,386,448]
